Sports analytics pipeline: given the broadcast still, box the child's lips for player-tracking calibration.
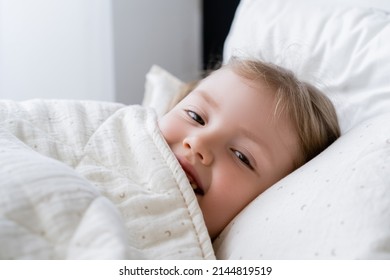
[176,155,205,196]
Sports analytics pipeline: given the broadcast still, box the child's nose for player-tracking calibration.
[183,136,214,166]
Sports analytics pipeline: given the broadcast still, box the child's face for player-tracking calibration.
[159,67,300,239]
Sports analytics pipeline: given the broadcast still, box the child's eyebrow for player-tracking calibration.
[240,128,273,169]
[198,90,219,110]
[241,128,262,145]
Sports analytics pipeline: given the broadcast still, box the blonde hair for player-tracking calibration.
[228,57,340,166]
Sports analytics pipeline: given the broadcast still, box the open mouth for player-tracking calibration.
[188,176,204,196]
[176,156,205,196]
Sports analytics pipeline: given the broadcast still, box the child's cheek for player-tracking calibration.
[158,112,181,144]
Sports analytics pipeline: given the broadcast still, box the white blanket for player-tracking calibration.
[0,100,214,259]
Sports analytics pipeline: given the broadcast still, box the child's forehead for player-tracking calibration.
[189,74,281,119]
[197,67,258,90]
[195,67,278,103]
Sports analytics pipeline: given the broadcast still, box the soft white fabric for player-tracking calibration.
[142,65,186,117]
[223,0,390,134]
[212,0,390,259]
[0,100,214,259]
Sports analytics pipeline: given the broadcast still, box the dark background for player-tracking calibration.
[202,0,240,70]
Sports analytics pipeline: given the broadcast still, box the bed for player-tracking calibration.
[215,0,390,259]
[145,0,390,259]
[1,0,390,259]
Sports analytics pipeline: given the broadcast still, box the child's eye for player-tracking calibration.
[233,150,254,170]
[186,110,205,125]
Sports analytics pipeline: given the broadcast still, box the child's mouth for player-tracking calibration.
[176,155,205,196]
[190,180,204,196]
[185,170,204,196]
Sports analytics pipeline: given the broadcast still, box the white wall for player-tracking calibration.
[0,0,115,101]
[111,0,202,105]
[0,0,202,104]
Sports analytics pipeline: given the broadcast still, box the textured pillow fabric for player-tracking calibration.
[223,0,390,133]
[142,65,185,117]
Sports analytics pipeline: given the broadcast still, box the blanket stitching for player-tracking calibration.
[144,109,213,259]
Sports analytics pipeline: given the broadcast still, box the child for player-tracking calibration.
[159,57,340,239]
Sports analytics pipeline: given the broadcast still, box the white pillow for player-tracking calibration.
[213,0,390,259]
[223,0,390,133]
[142,65,185,117]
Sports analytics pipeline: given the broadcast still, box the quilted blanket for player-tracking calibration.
[0,99,214,259]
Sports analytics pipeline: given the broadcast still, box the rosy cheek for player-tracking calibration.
[158,116,173,139]
[211,166,236,192]
[214,164,259,206]
[159,114,184,145]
